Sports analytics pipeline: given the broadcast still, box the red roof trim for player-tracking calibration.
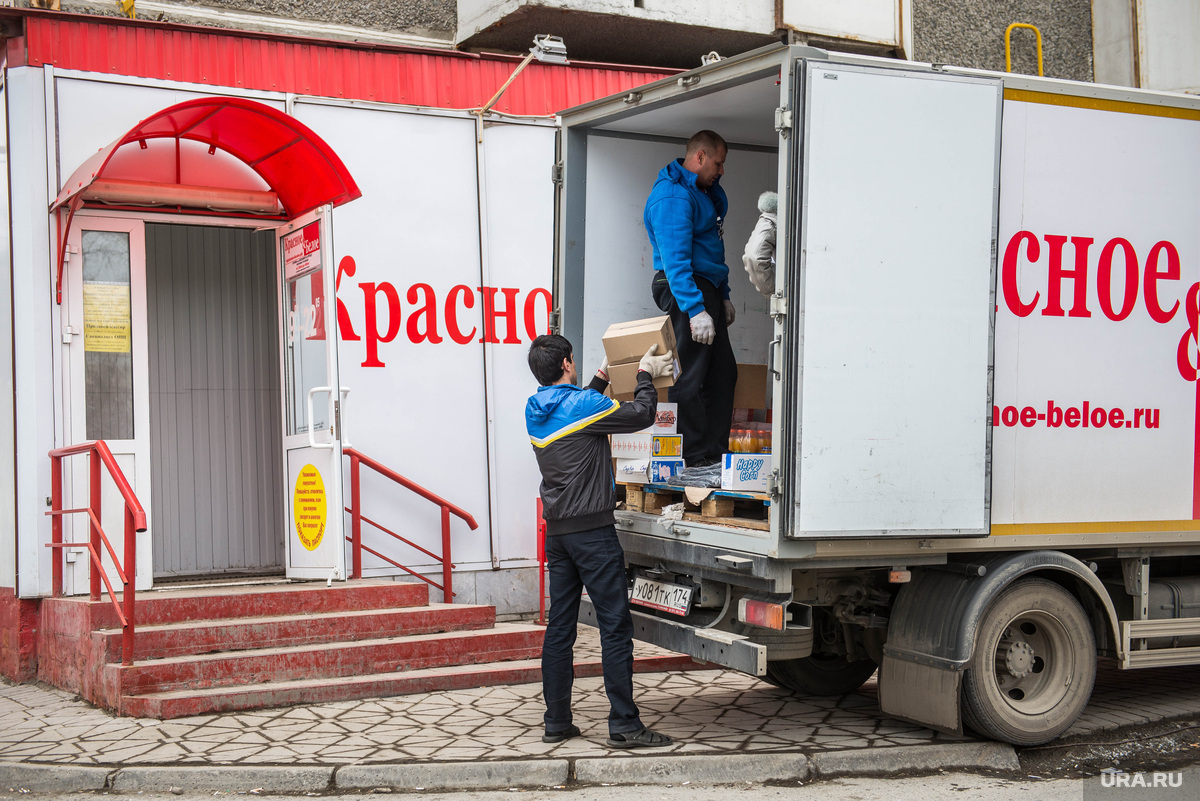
[6,9,675,116]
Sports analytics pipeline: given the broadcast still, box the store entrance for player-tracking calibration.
[145,223,284,578]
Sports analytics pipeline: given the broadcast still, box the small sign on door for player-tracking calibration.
[284,221,322,280]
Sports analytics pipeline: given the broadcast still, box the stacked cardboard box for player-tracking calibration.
[601,316,679,401]
[722,363,772,491]
[612,404,684,484]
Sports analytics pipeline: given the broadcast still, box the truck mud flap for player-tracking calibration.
[878,656,962,737]
[579,598,767,676]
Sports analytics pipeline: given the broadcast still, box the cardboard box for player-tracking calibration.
[601,316,677,366]
[610,433,683,459]
[615,458,651,484]
[721,453,773,492]
[607,359,679,399]
[653,403,678,434]
[733,363,770,409]
[647,457,685,484]
[615,457,685,485]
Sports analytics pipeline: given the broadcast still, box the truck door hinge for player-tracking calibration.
[551,162,563,186]
[774,107,792,136]
[767,470,780,497]
[769,294,788,318]
[63,244,77,263]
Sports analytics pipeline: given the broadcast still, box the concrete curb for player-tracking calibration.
[810,742,1020,778]
[0,763,111,793]
[575,753,810,785]
[109,765,334,793]
[336,760,570,791]
[0,742,1024,794]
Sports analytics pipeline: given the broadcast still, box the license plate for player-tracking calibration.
[630,576,693,616]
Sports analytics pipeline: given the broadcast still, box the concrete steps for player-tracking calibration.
[93,603,496,662]
[39,578,709,719]
[120,649,708,719]
[38,580,550,717]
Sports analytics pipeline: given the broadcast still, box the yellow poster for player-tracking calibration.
[83,283,132,353]
[293,464,327,552]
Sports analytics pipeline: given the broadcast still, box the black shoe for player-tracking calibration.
[542,724,581,744]
[606,727,673,749]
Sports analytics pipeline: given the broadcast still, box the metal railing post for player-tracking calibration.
[122,506,136,665]
[351,453,362,580]
[88,450,102,601]
[51,455,63,596]
[441,505,452,601]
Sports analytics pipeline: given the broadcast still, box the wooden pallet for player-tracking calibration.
[620,483,770,531]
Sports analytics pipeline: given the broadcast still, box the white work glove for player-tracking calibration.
[689,310,716,345]
[638,344,675,379]
[597,354,610,381]
[723,299,736,326]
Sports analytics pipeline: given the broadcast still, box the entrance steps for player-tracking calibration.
[37,579,702,719]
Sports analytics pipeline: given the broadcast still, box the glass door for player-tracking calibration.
[277,207,346,580]
[61,215,151,592]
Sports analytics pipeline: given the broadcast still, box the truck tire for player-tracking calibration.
[961,578,1096,746]
[765,654,877,696]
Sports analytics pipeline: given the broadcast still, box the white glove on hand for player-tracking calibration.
[689,310,716,345]
[597,354,610,381]
[723,299,736,326]
[638,344,675,379]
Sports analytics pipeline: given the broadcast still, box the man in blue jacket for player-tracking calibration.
[526,334,675,749]
[644,130,737,479]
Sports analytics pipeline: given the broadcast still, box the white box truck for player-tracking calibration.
[553,43,1200,745]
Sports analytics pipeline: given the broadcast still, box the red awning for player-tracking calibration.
[52,97,361,217]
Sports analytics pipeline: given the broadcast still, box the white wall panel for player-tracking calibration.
[294,102,495,575]
[478,122,557,566]
[796,65,998,535]
[993,100,1200,525]
[54,78,284,197]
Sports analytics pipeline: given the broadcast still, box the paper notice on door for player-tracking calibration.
[283,220,322,280]
[83,282,131,353]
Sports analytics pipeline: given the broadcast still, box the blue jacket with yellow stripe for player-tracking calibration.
[526,371,657,535]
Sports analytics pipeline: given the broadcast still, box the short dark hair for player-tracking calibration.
[685,130,726,159]
[528,334,573,386]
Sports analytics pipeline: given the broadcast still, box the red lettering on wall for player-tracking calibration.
[361,282,401,368]
[335,256,361,341]
[524,288,552,340]
[1145,241,1181,324]
[1002,231,1040,317]
[1178,283,1200,381]
[445,285,477,345]
[1042,235,1091,318]
[477,286,522,345]
[1097,238,1138,322]
[406,283,444,344]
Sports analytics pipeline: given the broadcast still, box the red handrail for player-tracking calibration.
[343,447,477,601]
[47,440,147,666]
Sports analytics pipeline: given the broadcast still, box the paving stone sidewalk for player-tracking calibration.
[1,625,1199,781]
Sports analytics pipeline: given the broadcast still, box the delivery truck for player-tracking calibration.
[551,43,1200,746]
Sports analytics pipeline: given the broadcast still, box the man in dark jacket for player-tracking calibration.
[525,333,674,749]
[644,130,737,480]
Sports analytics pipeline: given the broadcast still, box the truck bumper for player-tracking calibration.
[579,598,768,676]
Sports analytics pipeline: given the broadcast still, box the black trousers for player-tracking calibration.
[652,271,737,465]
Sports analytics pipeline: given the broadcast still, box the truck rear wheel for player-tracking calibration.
[961,578,1096,746]
[765,654,877,696]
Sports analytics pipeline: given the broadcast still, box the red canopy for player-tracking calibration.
[52,97,361,217]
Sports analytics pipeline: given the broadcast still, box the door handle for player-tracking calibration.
[307,386,333,449]
[339,387,352,448]
[768,336,782,379]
